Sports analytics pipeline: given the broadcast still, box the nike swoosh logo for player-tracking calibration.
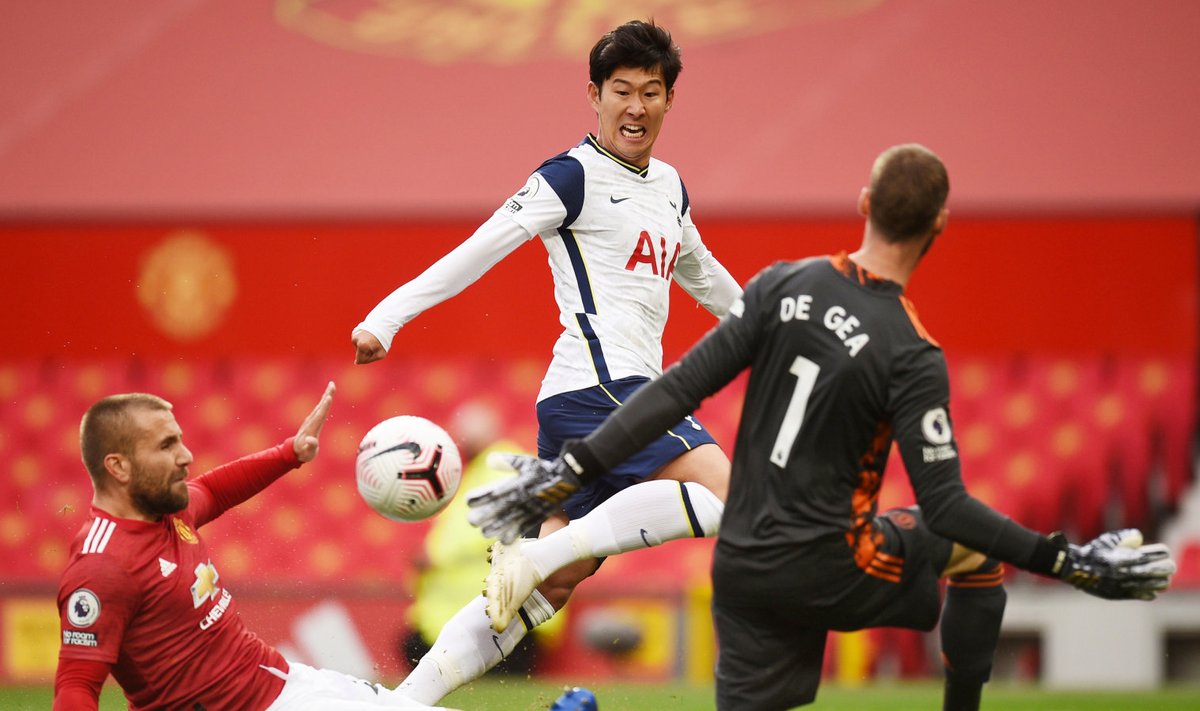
[610,196,631,204]
[366,440,421,462]
[640,528,651,547]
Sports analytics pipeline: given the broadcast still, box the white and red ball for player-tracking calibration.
[355,416,462,522]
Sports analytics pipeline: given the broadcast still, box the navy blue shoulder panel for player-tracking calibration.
[680,178,690,214]
[535,153,586,228]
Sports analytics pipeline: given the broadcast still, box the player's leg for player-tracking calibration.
[264,661,460,710]
[487,443,726,630]
[392,383,622,700]
[866,509,1006,711]
[650,436,729,498]
[487,513,602,627]
[488,380,726,629]
[711,595,826,710]
[399,514,605,702]
[521,443,726,571]
[938,544,1006,711]
[942,544,988,576]
[395,583,555,704]
[845,508,993,710]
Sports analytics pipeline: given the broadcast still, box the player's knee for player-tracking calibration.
[538,559,598,610]
[941,545,988,578]
[662,444,730,501]
[947,557,1005,589]
[681,481,724,537]
[536,580,574,611]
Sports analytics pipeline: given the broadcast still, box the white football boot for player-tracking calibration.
[485,538,544,633]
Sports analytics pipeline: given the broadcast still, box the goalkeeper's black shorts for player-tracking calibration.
[711,507,956,711]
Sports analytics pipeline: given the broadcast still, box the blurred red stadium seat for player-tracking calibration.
[1173,539,1200,588]
[2,354,1193,592]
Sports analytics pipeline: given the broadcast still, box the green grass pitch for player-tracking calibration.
[5,679,1197,710]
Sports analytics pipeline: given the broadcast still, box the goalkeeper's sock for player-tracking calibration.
[520,479,723,579]
[397,591,554,704]
[940,559,1007,711]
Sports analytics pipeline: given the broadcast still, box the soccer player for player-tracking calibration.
[54,382,453,711]
[467,144,1178,711]
[352,20,739,704]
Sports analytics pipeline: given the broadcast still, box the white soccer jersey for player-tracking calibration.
[357,135,741,402]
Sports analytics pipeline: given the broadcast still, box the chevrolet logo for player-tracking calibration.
[191,561,221,608]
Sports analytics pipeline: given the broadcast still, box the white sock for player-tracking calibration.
[520,479,724,579]
[397,591,554,704]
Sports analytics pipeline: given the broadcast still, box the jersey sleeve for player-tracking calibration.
[53,657,109,710]
[890,347,1045,566]
[355,213,534,351]
[500,154,582,234]
[188,438,302,527]
[672,207,742,318]
[355,152,583,350]
[58,555,138,665]
[577,265,771,474]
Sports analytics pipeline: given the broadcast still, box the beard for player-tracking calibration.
[130,467,189,517]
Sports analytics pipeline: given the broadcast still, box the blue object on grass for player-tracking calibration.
[549,686,598,710]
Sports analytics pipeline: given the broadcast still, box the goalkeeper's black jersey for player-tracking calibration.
[584,252,1041,575]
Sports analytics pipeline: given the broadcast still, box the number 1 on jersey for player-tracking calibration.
[770,356,820,468]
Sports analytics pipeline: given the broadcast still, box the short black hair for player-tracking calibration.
[589,20,682,91]
[869,144,950,242]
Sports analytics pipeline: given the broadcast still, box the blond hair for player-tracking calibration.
[80,393,172,479]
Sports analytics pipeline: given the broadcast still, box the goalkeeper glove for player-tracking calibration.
[1052,528,1176,601]
[466,451,585,544]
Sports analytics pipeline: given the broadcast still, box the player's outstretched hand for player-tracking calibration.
[465,454,582,543]
[352,330,387,365]
[1058,528,1176,600]
[293,381,336,463]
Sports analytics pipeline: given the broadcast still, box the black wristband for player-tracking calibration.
[1026,532,1069,578]
[560,439,604,483]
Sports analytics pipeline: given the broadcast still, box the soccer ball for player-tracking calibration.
[355,416,463,522]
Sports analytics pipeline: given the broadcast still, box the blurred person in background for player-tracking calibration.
[468,144,1178,711]
[54,383,454,711]
[352,19,739,705]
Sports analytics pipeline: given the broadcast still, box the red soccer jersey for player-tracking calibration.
[56,442,299,710]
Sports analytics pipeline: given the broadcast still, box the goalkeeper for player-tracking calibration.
[470,144,1177,711]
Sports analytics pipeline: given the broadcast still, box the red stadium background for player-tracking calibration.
[0,0,1197,691]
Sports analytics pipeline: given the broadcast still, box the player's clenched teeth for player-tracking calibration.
[621,125,646,137]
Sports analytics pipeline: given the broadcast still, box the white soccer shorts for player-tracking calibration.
[262,661,448,710]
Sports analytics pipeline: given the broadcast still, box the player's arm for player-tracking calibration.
[892,350,1174,599]
[468,271,772,542]
[887,355,1040,562]
[190,382,334,526]
[354,157,580,363]
[353,214,533,362]
[53,658,110,711]
[672,211,742,317]
[55,557,135,710]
